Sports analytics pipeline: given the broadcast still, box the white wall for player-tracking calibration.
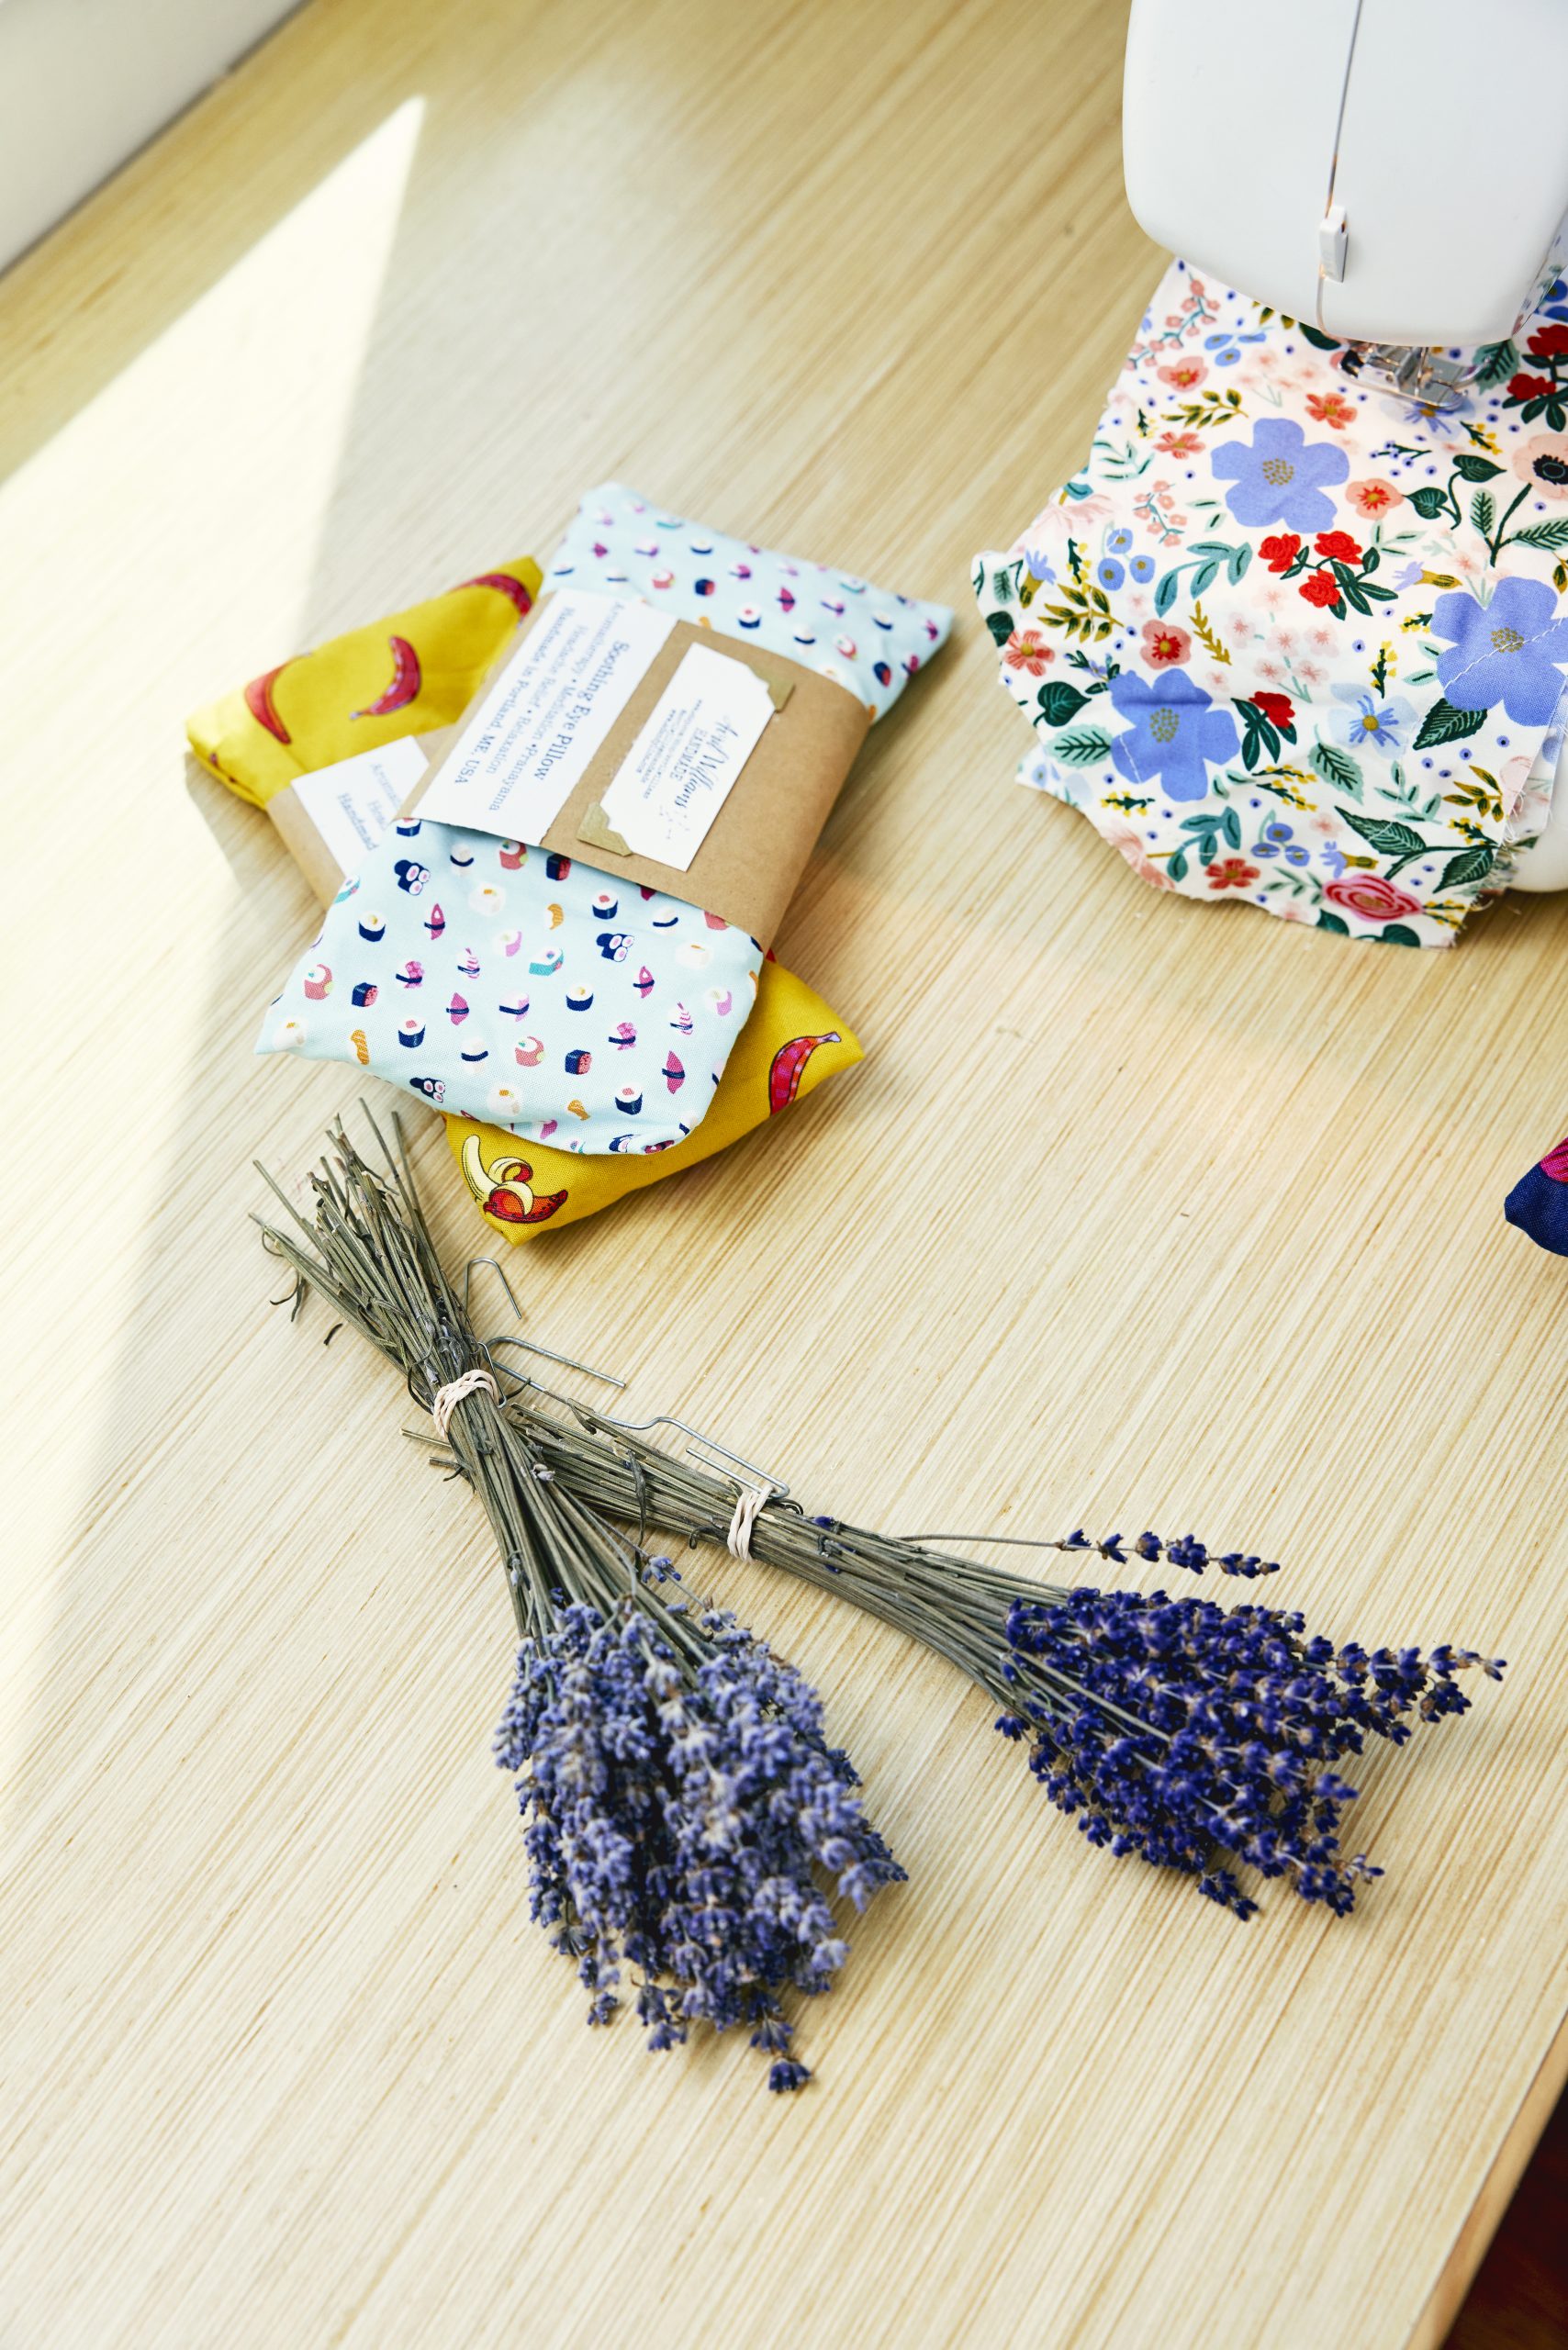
[0,0,303,275]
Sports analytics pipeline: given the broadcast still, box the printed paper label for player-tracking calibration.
[416,589,676,838]
[290,736,429,875]
[596,643,775,869]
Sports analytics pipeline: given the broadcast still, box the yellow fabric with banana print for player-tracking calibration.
[186,558,862,1238]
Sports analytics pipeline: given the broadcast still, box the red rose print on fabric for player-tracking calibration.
[1323,874,1423,922]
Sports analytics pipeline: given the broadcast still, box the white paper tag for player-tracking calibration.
[416,589,676,839]
[597,643,775,870]
[290,736,430,875]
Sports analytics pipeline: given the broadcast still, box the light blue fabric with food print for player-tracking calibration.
[262,827,759,1153]
[260,484,952,1147]
[546,481,951,715]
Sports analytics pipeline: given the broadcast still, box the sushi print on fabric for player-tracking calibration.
[261,828,760,1155]
[546,480,952,715]
[974,260,1568,946]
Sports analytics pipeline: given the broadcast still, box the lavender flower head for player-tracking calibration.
[1000,1585,1504,1919]
[494,1600,904,2090]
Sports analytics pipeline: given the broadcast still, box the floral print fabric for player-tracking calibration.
[975,261,1568,946]
[261,485,952,1147]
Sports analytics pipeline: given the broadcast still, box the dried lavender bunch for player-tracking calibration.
[256,1117,902,2088]
[501,1399,1504,1921]
[494,1597,901,2085]
[998,1588,1500,1918]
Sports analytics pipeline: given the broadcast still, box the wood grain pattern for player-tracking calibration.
[3,4,1566,2344]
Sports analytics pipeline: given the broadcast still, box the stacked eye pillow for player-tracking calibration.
[255,484,948,1149]
[190,486,951,1231]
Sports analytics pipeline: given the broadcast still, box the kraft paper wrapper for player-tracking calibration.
[403,602,871,945]
[265,789,348,904]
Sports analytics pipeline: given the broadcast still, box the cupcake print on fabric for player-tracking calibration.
[974,259,1568,946]
[260,829,760,1153]
[545,481,952,718]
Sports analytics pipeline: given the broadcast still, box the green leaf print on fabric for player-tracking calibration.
[1036,680,1088,724]
[1412,698,1487,750]
[1310,741,1364,795]
[1051,727,1114,765]
[1439,844,1496,890]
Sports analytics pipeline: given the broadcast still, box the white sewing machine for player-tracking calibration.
[1121,0,1568,888]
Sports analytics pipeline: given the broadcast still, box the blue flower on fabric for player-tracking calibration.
[1431,577,1568,725]
[1202,329,1266,367]
[1109,673,1239,802]
[1210,419,1350,532]
[1253,818,1310,867]
[1327,683,1417,750]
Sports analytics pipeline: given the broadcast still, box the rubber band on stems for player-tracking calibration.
[430,1367,499,1442]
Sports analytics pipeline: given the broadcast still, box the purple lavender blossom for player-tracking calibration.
[494,1602,904,2089]
[1000,1587,1503,1918]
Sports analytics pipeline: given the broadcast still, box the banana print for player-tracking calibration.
[457,1133,566,1227]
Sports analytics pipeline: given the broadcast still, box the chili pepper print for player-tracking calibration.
[767,1032,841,1115]
[454,569,536,621]
[243,663,292,744]
[351,634,421,720]
[458,1133,566,1226]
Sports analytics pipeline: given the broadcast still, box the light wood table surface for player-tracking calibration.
[4,3,1565,2344]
